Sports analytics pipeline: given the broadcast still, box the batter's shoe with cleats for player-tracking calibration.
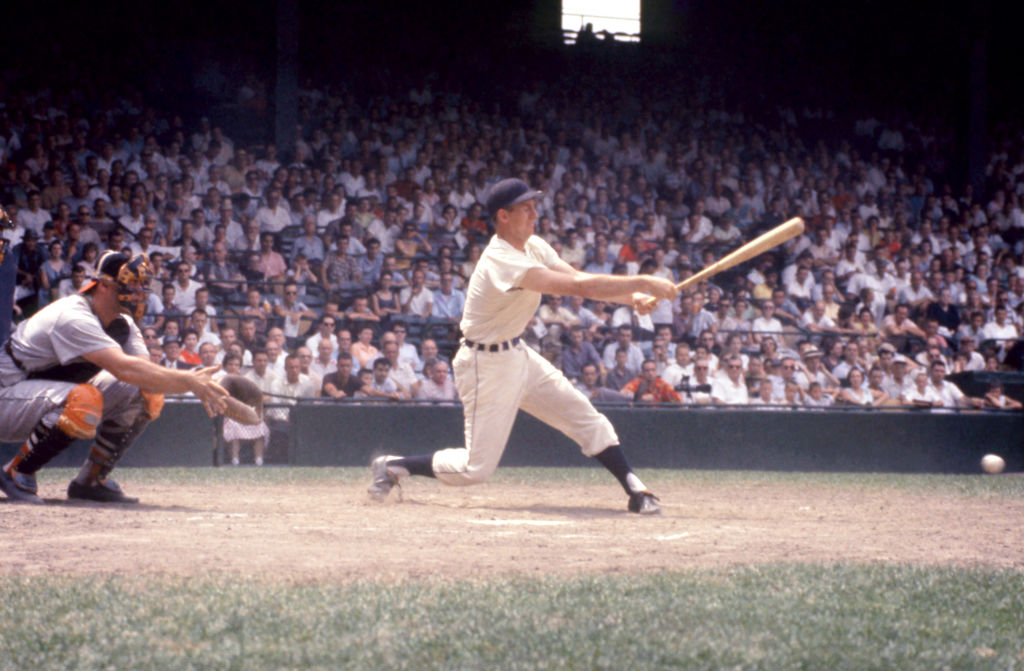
[368,456,400,502]
[67,478,140,504]
[0,468,44,505]
[628,490,661,515]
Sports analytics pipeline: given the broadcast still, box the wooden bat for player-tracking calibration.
[675,217,805,292]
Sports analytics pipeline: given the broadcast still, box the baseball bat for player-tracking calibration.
[675,217,805,292]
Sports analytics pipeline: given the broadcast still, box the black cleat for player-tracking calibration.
[0,468,44,505]
[67,479,140,504]
[628,490,661,515]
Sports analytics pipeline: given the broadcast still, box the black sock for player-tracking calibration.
[391,453,436,478]
[594,445,641,495]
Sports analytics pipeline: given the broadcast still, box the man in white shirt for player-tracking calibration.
[711,355,749,405]
[18,192,52,236]
[927,360,981,409]
[255,187,292,234]
[751,300,784,345]
[399,268,434,318]
[269,354,317,422]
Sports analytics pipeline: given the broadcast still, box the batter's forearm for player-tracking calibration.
[569,273,659,302]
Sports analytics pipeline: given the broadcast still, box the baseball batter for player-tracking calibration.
[0,250,228,504]
[369,178,677,513]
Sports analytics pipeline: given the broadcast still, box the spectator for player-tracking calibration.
[575,362,630,403]
[836,368,875,406]
[221,353,270,466]
[927,360,982,409]
[241,287,272,333]
[350,325,380,371]
[661,341,695,390]
[711,355,749,405]
[256,232,287,282]
[865,366,893,405]
[170,260,202,313]
[881,302,926,345]
[180,329,203,367]
[681,357,713,405]
[751,299,783,346]
[601,324,644,375]
[321,235,361,289]
[275,282,317,342]
[237,317,267,355]
[561,325,604,382]
[399,267,434,318]
[160,336,193,369]
[322,351,364,399]
[983,379,1023,409]
[305,315,339,357]
[255,187,291,234]
[291,215,325,267]
[310,337,338,380]
[357,357,402,401]
[416,361,458,402]
[295,345,321,392]
[432,271,466,323]
[198,341,219,369]
[354,237,382,286]
[903,371,942,409]
[803,381,834,408]
[621,359,681,403]
[381,339,419,398]
[603,348,634,392]
[982,305,1019,361]
[271,354,318,421]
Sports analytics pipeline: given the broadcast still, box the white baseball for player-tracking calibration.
[981,454,1005,474]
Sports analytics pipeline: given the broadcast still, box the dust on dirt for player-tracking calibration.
[1,477,1021,581]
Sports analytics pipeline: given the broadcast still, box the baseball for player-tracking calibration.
[981,454,1005,474]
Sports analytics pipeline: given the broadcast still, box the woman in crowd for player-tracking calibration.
[37,238,70,305]
[370,273,401,321]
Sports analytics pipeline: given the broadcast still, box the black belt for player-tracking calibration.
[462,337,520,352]
[4,340,25,372]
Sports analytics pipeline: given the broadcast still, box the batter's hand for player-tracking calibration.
[632,292,660,315]
[188,365,230,417]
[641,275,678,301]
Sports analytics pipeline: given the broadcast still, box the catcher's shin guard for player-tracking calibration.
[75,412,152,486]
[5,423,78,475]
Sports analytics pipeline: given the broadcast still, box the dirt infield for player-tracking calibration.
[1,474,1022,581]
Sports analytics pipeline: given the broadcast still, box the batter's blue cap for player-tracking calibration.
[485,178,542,215]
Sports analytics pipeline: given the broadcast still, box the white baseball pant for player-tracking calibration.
[432,341,618,486]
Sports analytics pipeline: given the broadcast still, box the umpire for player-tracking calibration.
[0,250,228,504]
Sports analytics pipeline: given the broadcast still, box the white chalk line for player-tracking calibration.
[469,519,572,527]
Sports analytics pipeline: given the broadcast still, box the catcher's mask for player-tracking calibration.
[81,250,153,321]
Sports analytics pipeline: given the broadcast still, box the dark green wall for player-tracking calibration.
[288,403,1022,474]
[3,402,1021,474]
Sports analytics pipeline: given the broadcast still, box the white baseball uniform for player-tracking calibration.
[430,234,618,486]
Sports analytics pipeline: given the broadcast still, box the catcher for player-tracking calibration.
[0,250,256,504]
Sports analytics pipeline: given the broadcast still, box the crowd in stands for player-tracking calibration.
[3,70,1024,426]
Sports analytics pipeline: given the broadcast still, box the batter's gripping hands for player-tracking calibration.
[219,374,264,425]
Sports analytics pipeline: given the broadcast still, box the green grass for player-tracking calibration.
[9,468,1023,670]
[1,566,1022,671]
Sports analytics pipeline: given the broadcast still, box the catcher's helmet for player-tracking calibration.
[81,250,153,321]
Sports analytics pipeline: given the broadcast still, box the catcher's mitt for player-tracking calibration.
[219,374,264,425]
